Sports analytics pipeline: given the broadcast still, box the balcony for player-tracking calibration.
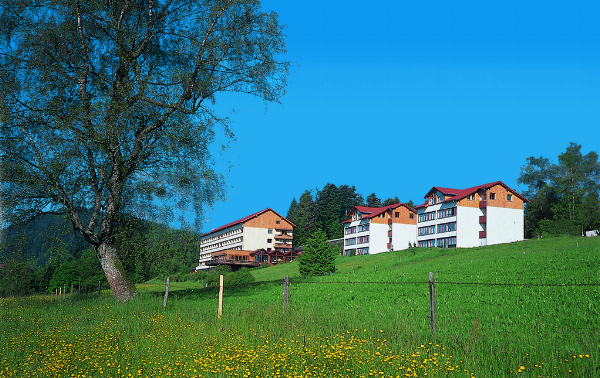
[479,200,487,209]
[388,230,392,237]
[275,234,293,240]
[479,231,486,239]
[479,215,486,224]
[388,218,392,225]
[274,243,293,250]
[387,243,392,249]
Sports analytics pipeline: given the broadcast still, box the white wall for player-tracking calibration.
[369,223,389,254]
[392,223,416,251]
[456,206,483,248]
[486,206,524,245]
[243,226,272,251]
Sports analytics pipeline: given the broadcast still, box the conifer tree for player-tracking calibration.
[299,229,335,277]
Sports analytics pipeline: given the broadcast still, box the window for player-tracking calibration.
[409,213,414,219]
[437,222,456,233]
[268,229,273,234]
[345,238,356,246]
[419,239,435,248]
[267,239,272,243]
[437,237,457,248]
[358,224,369,232]
[357,247,369,255]
[267,248,271,252]
[345,226,357,235]
[395,212,400,218]
[418,212,436,223]
[418,225,436,236]
[438,207,457,219]
[467,194,476,201]
[489,193,496,200]
[276,220,280,224]
[357,235,369,244]
[507,194,513,202]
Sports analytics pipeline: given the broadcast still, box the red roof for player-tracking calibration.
[421,181,528,206]
[202,208,295,237]
[343,202,415,224]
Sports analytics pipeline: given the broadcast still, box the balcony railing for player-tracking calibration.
[388,230,392,237]
[274,243,292,250]
[388,218,392,225]
[479,215,486,224]
[479,200,487,209]
[479,231,486,239]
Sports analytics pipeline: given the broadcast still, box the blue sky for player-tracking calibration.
[200,0,600,233]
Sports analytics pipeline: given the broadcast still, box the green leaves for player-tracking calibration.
[299,229,336,277]
[518,143,600,237]
[0,0,289,300]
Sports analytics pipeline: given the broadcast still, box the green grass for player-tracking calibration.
[1,236,598,377]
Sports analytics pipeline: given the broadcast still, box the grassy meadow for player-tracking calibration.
[1,236,599,377]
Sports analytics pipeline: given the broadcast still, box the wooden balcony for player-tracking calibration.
[387,243,392,249]
[275,234,293,240]
[388,218,392,225]
[479,200,487,209]
[479,215,486,224]
[274,243,293,250]
[479,231,486,239]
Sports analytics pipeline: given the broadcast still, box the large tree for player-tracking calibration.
[518,143,600,237]
[0,0,288,301]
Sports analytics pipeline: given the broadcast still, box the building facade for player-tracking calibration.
[415,181,527,248]
[342,203,417,255]
[196,208,295,270]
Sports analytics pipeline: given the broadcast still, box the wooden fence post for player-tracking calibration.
[429,272,436,337]
[163,277,170,309]
[283,275,289,315]
[218,275,224,319]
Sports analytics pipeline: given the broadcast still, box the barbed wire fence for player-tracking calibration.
[174,273,600,335]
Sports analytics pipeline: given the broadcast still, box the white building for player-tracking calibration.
[415,181,527,248]
[342,203,417,255]
[196,208,294,270]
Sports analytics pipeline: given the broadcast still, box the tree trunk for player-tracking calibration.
[96,241,138,302]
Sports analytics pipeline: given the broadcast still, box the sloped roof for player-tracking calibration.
[202,208,295,237]
[419,181,528,208]
[343,202,416,224]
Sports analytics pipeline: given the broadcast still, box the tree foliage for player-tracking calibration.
[366,193,382,208]
[382,196,401,207]
[0,260,35,297]
[298,229,335,277]
[287,190,316,248]
[0,0,288,301]
[518,143,600,237]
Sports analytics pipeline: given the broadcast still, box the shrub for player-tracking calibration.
[536,219,581,237]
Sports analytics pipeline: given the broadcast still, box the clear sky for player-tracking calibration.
[200,0,600,234]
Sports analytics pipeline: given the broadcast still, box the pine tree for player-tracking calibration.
[366,193,382,207]
[299,229,336,277]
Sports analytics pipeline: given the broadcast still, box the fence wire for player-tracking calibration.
[218,279,600,289]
